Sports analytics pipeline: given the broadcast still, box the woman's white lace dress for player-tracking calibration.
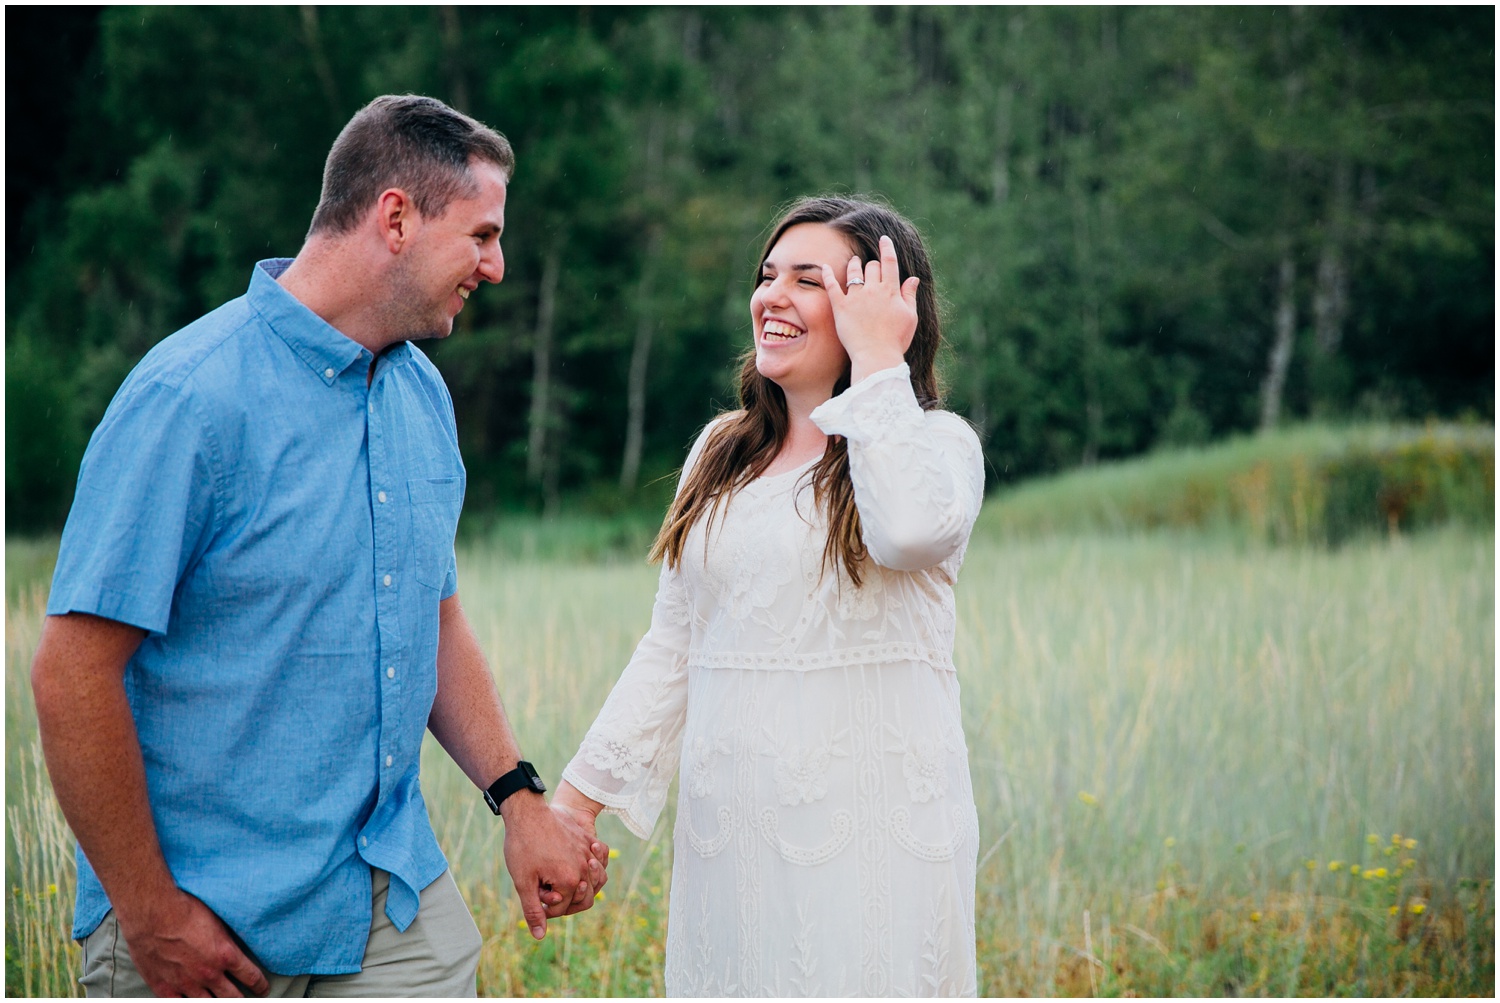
[562,365,985,997]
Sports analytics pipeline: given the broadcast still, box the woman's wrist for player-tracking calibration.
[848,348,907,386]
[552,779,605,818]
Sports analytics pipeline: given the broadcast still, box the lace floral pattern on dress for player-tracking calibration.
[901,737,950,803]
[834,567,885,621]
[770,735,849,805]
[583,732,660,783]
[686,734,731,799]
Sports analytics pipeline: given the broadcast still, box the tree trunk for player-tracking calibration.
[438,6,470,113]
[992,83,1014,203]
[299,7,342,125]
[619,105,667,493]
[1259,242,1297,431]
[1313,158,1352,356]
[620,228,661,492]
[526,240,562,485]
[1069,168,1104,466]
[968,317,989,437]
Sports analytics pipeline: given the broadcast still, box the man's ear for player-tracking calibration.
[376,188,417,254]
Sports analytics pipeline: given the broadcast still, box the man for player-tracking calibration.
[30,95,607,997]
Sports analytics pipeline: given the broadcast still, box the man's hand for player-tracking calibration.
[499,792,609,940]
[32,613,269,995]
[115,887,269,998]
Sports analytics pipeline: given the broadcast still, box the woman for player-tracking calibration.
[554,196,984,997]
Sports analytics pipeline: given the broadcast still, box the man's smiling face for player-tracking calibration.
[386,158,508,341]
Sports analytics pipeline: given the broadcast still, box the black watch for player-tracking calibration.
[483,761,547,815]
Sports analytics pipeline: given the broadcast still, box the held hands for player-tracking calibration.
[500,789,609,940]
[820,234,920,385]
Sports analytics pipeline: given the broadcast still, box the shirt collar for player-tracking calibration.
[248,258,383,386]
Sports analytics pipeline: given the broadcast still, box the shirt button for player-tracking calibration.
[386,667,396,679]
[360,836,368,848]
[383,574,392,587]
[377,491,387,504]
[367,401,374,413]
[385,755,394,767]
[324,367,335,379]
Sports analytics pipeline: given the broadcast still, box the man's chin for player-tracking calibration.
[405,320,454,343]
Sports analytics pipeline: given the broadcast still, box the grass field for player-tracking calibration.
[5,519,1492,996]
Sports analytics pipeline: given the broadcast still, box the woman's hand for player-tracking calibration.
[820,234,920,385]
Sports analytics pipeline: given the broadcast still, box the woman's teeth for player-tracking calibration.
[763,320,802,340]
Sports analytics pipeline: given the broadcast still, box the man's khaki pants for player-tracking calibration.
[79,869,482,997]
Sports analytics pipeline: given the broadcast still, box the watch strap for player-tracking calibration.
[483,761,546,815]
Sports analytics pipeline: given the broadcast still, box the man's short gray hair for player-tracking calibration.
[308,95,514,238]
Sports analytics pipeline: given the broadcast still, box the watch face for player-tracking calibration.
[521,761,547,793]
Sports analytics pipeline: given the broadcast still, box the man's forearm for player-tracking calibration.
[30,614,177,918]
[428,593,524,788]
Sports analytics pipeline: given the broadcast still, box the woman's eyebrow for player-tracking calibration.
[760,262,826,273]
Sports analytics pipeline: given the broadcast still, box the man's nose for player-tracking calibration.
[479,244,505,284]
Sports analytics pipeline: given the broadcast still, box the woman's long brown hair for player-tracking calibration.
[650,196,943,587]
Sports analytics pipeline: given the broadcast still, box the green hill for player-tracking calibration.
[977,423,1494,545]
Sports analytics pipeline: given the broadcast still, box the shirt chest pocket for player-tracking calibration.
[407,476,464,591]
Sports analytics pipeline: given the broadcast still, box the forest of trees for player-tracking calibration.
[6,6,1493,529]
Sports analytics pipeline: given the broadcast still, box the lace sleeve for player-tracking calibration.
[560,417,728,838]
[809,364,984,572]
[561,561,693,838]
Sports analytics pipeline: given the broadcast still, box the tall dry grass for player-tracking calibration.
[6,528,1493,995]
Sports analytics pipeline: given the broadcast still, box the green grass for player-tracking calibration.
[6,522,1493,996]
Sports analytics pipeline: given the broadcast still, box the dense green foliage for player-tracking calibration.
[6,7,1493,530]
[981,421,1495,544]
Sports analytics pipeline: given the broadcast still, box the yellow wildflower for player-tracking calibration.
[1328,860,1343,872]
[1374,868,1388,879]
[1304,859,1317,871]
[636,916,648,928]
[1077,791,1098,806]
[1391,833,1403,845]
[1409,902,1426,915]
[1401,858,1415,869]
[517,919,529,930]
[595,890,605,901]
[608,848,620,860]
[1350,865,1361,876]
[47,883,58,896]
[1164,837,1176,849]
[1388,905,1399,916]
[1249,911,1262,922]
[1403,838,1417,850]
[1383,846,1397,857]
[1367,833,1380,846]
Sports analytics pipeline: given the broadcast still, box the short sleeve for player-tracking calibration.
[47,380,220,635]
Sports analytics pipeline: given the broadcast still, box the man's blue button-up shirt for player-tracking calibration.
[48,259,464,975]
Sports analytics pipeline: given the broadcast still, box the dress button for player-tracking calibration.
[383,574,393,587]
[377,491,387,504]
[324,368,335,379]
[387,667,396,679]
